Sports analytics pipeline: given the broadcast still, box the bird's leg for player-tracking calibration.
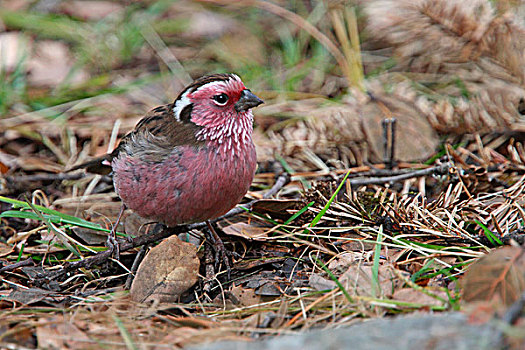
[107,203,126,259]
[205,220,231,279]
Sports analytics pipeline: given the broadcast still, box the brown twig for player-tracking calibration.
[0,258,34,274]
[124,243,149,290]
[203,242,215,293]
[34,173,290,283]
[382,118,397,169]
[6,173,91,182]
[348,162,453,187]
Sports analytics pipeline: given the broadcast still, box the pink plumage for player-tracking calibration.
[110,74,262,227]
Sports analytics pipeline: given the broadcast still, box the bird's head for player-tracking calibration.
[172,74,263,141]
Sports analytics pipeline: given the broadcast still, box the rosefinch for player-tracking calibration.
[76,74,263,268]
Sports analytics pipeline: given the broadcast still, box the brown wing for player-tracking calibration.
[70,104,203,174]
[112,104,204,163]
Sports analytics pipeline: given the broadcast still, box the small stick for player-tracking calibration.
[382,119,389,164]
[382,118,397,169]
[124,244,149,290]
[6,173,85,182]
[348,162,452,187]
[203,243,215,293]
[0,258,34,274]
[390,119,397,167]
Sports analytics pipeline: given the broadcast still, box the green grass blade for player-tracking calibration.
[0,196,111,233]
[275,154,310,189]
[371,226,383,298]
[475,220,503,246]
[412,261,470,282]
[410,258,435,282]
[0,9,88,43]
[25,200,82,257]
[113,314,138,350]
[306,170,351,232]
[284,201,314,225]
[17,243,24,262]
[315,258,353,303]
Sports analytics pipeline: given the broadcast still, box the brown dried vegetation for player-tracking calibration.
[1,0,525,348]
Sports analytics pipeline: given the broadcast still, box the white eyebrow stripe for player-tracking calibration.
[172,90,192,121]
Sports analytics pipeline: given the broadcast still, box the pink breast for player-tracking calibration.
[112,144,256,226]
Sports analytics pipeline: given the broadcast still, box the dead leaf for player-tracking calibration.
[309,273,337,291]
[0,160,9,174]
[0,32,30,72]
[188,10,237,39]
[169,317,216,329]
[0,323,35,348]
[221,222,269,240]
[327,252,356,271]
[0,242,14,257]
[124,211,154,237]
[60,1,124,20]
[251,199,303,220]
[36,316,90,349]
[309,265,404,298]
[0,152,16,173]
[1,0,30,11]
[393,288,448,307]
[27,40,88,86]
[71,227,109,245]
[341,265,402,298]
[254,282,282,296]
[155,327,251,349]
[7,287,54,305]
[130,236,200,303]
[228,284,261,307]
[240,311,280,329]
[72,210,131,245]
[462,246,525,306]
[244,272,289,296]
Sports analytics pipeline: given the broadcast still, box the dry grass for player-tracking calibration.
[1,0,525,348]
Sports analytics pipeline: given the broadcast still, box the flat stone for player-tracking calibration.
[189,313,501,350]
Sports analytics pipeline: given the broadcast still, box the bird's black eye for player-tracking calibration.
[212,93,229,106]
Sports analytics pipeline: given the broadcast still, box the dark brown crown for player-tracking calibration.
[173,74,237,103]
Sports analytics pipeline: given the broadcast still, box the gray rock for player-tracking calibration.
[190,313,501,350]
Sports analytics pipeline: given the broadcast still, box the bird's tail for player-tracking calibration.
[67,154,113,175]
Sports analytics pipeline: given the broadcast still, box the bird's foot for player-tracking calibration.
[205,221,232,280]
[107,204,126,260]
[106,232,120,260]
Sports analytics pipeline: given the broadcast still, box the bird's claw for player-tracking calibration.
[206,221,232,280]
[107,204,125,260]
[106,233,120,260]
[213,239,232,280]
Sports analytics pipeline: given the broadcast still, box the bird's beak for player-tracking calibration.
[235,89,264,113]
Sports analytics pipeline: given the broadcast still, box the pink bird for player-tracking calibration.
[77,74,263,271]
